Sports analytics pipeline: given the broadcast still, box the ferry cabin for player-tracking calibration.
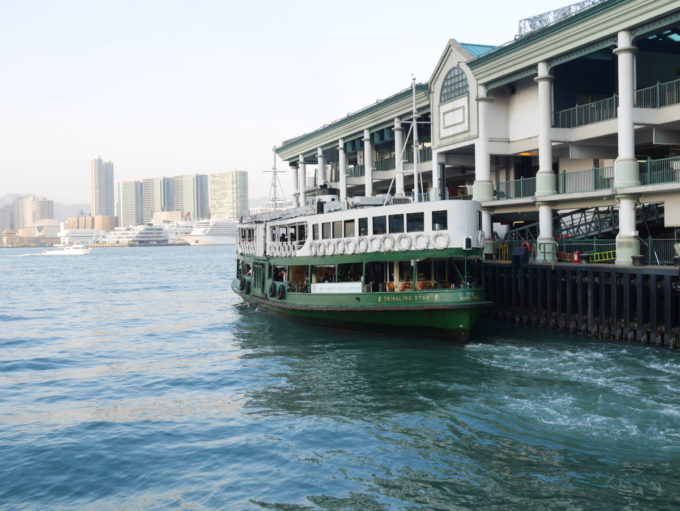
[235,199,485,300]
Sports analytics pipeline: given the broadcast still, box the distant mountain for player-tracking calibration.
[0,194,24,207]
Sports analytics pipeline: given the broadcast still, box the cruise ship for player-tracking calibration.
[181,218,237,246]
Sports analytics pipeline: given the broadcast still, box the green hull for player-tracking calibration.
[231,277,490,342]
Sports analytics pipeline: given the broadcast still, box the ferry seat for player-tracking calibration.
[416,281,434,291]
[398,282,412,292]
[386,281,395,292]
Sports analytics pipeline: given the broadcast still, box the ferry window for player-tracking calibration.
[389,214,404,233]
[358,218,368,236]
[434,260,447,282]
[432,210,448,231]
[398,261,413,281]
[344,219,355,237]
[373,216,387,235]
[333,220,342,238]
[322,222,331,239]
[313,224,319,240]
[297,224,306,242]
[417,260,432,280]
[407,212,424,232]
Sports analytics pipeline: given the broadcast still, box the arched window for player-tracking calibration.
[440,67,468,103]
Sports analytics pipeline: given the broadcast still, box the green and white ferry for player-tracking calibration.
[232,194,491,342]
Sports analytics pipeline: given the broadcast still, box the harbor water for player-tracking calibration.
[2,246,679,510]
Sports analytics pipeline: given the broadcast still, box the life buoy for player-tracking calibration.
[521,241,532,254]
[345,239,356,255]
[335,239,345,255]
[414,233,429,250]
[318,243,326,256]
[326,240,335,256]
[277,284,285,300]
[269,281,276,297]
[287,244,294,257]
[310,242,318,257]
[357,238,368,253]
[396,233,412,251]
[369,236,382,252]
[433,232,449,250]
[382,234,395,251]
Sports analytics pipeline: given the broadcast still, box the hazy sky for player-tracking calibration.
[1,0,574,204]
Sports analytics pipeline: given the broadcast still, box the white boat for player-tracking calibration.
[42,244,91,256]
[181,218,237,246]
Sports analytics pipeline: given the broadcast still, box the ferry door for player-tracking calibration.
[253,263,265,294]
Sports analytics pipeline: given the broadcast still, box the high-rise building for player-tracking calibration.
[118,181,143,226]
[91,157,115,217]
[174,174,209,221]
[142,177,175,223]
[0,205,13,231]
[12,196,54,230]
[209,170,249,220]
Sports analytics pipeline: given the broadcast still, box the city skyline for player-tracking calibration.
[0,0,574,205]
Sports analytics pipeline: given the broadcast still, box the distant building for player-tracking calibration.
[209,170,248,220]
[0,205,14,231]
[142,177,175,223]
[118,181,143,227]
[174,173,209,221]
[91,157,115,217]
[2,229,17,247]
[151,211,183,223]
[66,215,116,232]
[11,196,54,230]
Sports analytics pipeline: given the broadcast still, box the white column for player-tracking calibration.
[394,118,405,196]
[291,163,300,207]
[363,128,373,197]
[297,155,306,207]
[535,61,556,197]
[535,203,556,263]
[473,85,494,203]
[615,195,640,265]
[614,30,639,187]
[317,147,326,187]
[338,138,347,203]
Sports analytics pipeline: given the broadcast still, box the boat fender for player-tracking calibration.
[382,234,395,252]
[326,240,336,256]
[335,239,345,255]
[245,280,251,294]
[277,284,285,300]
[415,233,429,250]
[310,242,317,257]
[357,238,368,253]
[396,233,412,251]
[345,239,356,255]
[369,236,382,252]
[433,232,449,250]
[318,242,326,256]
[269,281,276,297]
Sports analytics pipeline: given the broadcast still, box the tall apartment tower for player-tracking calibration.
[142,177,175,223]
[12,196,54,229]
[209,170,249,220]
[91,157,115,217]
[118,181,143,226]
[174,174,209,221]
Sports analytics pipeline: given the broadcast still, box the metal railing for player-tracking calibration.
[405,147,433,163]
[636,78,680,108]
[375,156,395,171]
[639,156,680,186]
[496,176,536,199]
[554,95,618,128]
[557,165,614,194]
[347,164,365,177]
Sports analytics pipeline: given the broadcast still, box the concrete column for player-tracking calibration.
[431,150,441,201]
[363,128,373,197]
[317,148,326,187]
[394,118,405,196]
[473,85,494,203]
[482,210,494,256]
[535,203,556,263]
[291,163,300,207]
[613,30,639,188]
[338,138,347,203]
[615,195,640,265]
[535,61,556,197]
[298,155,306,207]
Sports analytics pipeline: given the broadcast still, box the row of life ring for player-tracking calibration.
[306,232,451,255]
[269,243,296,257]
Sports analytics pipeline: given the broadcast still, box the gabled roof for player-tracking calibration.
[459,43,495,58]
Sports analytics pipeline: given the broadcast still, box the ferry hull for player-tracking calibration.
[232,279,489,342]
[181,235,235,246]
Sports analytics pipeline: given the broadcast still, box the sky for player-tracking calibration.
[0,0,576,205]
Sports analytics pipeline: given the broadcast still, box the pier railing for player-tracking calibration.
[554,95,618,128]
[635,78,680,108]
[557,165,613,194]
[639,156,680,185]
[348,164,365,177]
[496,176,536,199]
[375,156,395,171]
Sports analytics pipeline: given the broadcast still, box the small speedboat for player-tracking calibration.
[42,244,91,256]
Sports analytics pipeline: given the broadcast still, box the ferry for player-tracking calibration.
[181,218,237,246]
[232,194,491,342]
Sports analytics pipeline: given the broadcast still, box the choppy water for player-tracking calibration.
[1,246,680,510]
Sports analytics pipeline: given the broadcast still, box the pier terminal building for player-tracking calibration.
[276,0,680,266]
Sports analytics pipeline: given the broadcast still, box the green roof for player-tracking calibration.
[460,43,495,57]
